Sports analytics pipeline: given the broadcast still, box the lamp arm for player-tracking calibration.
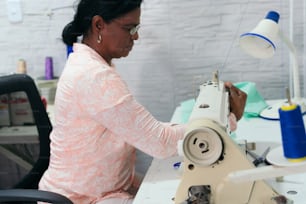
[227,163,306,183]
[279,31,301,100]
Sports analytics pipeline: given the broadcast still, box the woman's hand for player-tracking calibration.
[224,82,247,121]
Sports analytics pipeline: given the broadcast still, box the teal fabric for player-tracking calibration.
[234,82,268,118]
[180,98,195,123]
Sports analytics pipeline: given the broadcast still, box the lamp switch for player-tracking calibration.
[6,0,23,23]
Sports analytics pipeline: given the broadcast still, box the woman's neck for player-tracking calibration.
[82,39,112,66]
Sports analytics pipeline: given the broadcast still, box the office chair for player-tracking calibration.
[0,74,73,203]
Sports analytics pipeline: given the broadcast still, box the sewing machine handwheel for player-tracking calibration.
[183,127,223,166]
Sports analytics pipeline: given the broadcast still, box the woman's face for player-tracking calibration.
[102,8,141,59]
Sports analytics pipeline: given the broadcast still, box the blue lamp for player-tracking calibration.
[239,11,306,120]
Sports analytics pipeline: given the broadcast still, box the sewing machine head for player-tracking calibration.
[174,72,288,204]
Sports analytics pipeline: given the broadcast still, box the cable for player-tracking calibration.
[221,0,251,69]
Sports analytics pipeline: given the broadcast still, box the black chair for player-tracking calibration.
[0,74,72,204]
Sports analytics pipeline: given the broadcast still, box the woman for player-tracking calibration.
[39,0,247,204]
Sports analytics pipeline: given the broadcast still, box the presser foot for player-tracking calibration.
[178,187,292,204]
[184,185,211,204]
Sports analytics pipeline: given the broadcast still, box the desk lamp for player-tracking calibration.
[239,10,306,120]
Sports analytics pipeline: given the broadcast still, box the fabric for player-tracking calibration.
[234,82,268,118]
[38,43,186,204]
[180,98,195,123]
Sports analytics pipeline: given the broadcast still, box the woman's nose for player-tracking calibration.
[131,32,139,40]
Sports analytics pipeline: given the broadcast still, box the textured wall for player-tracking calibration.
[116,0,304,121]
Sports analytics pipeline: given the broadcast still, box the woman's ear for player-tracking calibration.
[91,15,104,33]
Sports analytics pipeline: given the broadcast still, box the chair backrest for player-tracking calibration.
[0,74,52,189]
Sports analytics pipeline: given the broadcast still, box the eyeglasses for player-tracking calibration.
[129,24,140,35]
[113,20,140,36]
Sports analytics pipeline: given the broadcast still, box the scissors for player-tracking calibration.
[246,147,271,167]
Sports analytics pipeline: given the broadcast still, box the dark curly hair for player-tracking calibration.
[62,0,143,46]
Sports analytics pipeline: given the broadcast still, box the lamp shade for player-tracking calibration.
[239,11,280,59]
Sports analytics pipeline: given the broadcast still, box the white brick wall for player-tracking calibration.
[0,0,305,121]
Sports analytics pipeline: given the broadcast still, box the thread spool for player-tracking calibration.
[17,59,27,74]
[66,45,73,57]
[279,104,306,162]
[45,57,54,80]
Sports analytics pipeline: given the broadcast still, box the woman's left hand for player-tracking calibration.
[224,82,247,121]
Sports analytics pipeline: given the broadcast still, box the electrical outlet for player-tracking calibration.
[6,0,23,23]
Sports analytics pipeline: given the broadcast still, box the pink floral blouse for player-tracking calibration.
[38,43,186,203]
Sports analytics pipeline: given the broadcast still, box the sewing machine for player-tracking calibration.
[174,72,287,204]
